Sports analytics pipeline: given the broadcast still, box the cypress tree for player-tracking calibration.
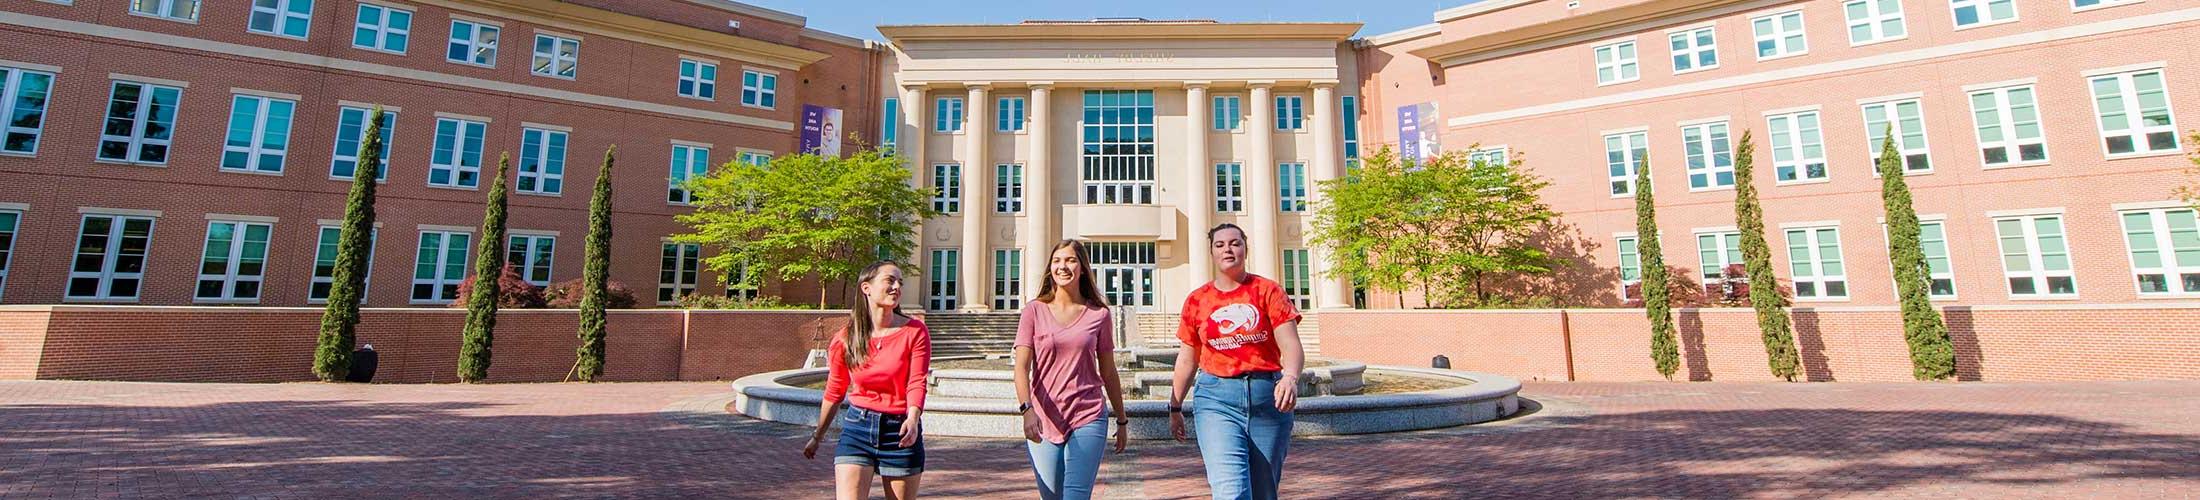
[458,153,511,383]
[575,146,615,382]
[1734,131,1799,381]
[1634,158,1679,379]
[1877,130,1955,380]
[314,106,386,382]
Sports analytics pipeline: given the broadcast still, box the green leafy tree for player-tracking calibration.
[1633,158,1679,379]
[1877,131,1955,380]
[458,153,511,383]
[1733,131,1799,381]
[673,147,937,307]
[575,146,614,382]
[315,107,388,382]
[1313,146,1558,308]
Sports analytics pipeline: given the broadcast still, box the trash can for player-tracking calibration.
[347,344,378,383]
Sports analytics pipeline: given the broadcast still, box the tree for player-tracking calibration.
[1312,146,1559,308]
[1733,131,1799,381]
[2179,131,2200,210]
[458,153,511,383]
[314,106,387,382]
[673,147,936,307]
[574,146,614,382]
[1633,158,1679,380]
[1877,131,1955,380]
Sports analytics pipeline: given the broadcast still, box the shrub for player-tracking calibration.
[449,264,545,309]
[545,279,639,309]
[677,294,817,310]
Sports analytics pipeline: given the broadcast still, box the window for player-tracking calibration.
[737,151,770,166]
[1669,27,1718,73]
[2074,0,2139,10]
[507,234,554,286]
[411,231,470,303]
[1751,11,1808,59]
[997,97,1026,132]
[249,0,313,39]
[1282,248,1312,309]
[1279,162,1308,212]
[659,243,699,304]
[1950,0,2017,28]
[1995,214,2076,297]
[928,248,958,310]
[2089,69,2180,156]
[995,163,1022,214]
[131,0,199,21]
[993,248,1021,310]
[1767,111,1828,182]
[517,128,567,195]
[1844,0,1906,45]
[1968,85,2047,166]
[723,259,756,300]
[740,70,776,108]
[1604,131,1648,196]
[530,34,579,78]
[98,81,183,165]
[931,164,961,213]
[1897,220,1958,298]
[1594,40,1639,85]
[1343,96,1361,167]
[309,225,375,303]
[1467,147,1509,167]
[351,3,411,53]
[668,144,709,204]
[1862,99,1931,173]
[881,98,900,150]
[1081,90,1155,204]
[934,97,963,133]
[1683,121,1734,189]
[0,211,17,301]
[1617,236,1642,298]
[221,94,297,174]
[447,20,499,67]
[0,67,56,154]
[1215,163,1244,213]
[1696,231,1743,284]
[677,59,716,100]
[196,220,271,302]
[1275,96,1305,131]
[429,118,486,188]
[1213,96,1242,131]
[2120,208,2200,296]
[1785,226,1848,300]
[68,215,155,301]
[332,106,395,181]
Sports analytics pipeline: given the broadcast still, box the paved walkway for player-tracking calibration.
[1,380,2195,499]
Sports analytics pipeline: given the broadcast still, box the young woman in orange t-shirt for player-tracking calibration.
[1167,224,1305,500]
[802,260,933,500]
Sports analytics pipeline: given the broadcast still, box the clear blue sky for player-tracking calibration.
[744,0,1476,42]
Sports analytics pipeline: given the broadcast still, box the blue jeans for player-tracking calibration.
[832,404,924,477]
[1192,371,1293,500]
[1026,408,1109,500]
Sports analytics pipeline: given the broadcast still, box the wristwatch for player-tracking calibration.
[1017,402,1032,414]
[1168,404,1183,414]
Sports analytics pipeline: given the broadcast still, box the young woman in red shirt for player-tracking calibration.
[1014,240,1130,500]
[1168,223,1305,500]
[802,260,933,499]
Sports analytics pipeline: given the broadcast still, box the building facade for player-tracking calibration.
[0,0,883,307]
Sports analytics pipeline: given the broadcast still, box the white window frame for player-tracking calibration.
[1882,218,1959,300]
[658,242,699,305]
[881,97,900,150]
[1213,95,1243,132]
[1467,147,1509,167]
[1783,225,1849,301]
[68,214,157,302]
[740,69,776,109]
[1668,26,1719,75]
[331,106,396,182]
[678,58,716,100]
[1994,212,2078,299]
[447,19,500,68]
[98,80,184,165]
[995,163,1023,214]
[308,225,375,304]
[195,220,272,303]
[993,248,1022,310]
[1215,162,1245,213]
[351,3,411,54]
[668,144,709,205]
[0,210,19,302]
[1616,235,1642,300]
[2088,68,2181,158]
[1950,0,2019,30]
[248,0,314,40]
[516,127,567,195]
[1279,162,1309,212]
[410,230,470,304]
[1766,109,1829,184]
[928,248,958,311]
[1593,39,1640,85]
[1275,95,1306,131]
[932,163,961,214]
[130,0,200,22]
[530,33,579,79]
[736,150,770,167]
[996,96,1026,132]
[1968,84,2050,168]
[2119,207,2200,297]
[1282,248,1313,309]
[934,97,964,133]
[1843,0,1908,46]
[1695,230,1744,285]
[220,94,298,175]
[1750,10,1809,61]
[2072,0,2142,13]
[507,234,554,286]
[0,67,57,156]
[1682,120,1734,191]
[1604,130,1648,197]
[428,117,487,189]
[1861,98,1932,175]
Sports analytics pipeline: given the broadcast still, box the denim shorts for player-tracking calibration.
[834,404,925,477]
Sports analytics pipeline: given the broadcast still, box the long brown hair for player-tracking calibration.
[843,260,905,367]
[1033,240,1108,307]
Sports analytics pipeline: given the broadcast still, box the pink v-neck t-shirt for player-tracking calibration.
[1016,303,1115,444]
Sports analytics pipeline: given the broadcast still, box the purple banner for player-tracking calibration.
[1397,102,1441,168]
[799,104,844,157]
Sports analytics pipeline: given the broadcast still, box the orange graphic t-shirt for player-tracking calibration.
[1176,275,1302,378]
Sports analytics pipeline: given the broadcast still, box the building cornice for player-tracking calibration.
[435,0,829,69]
[1410,0,1760,67]
[1433,0,1539,23]
[879,22,1363,43]
[682,0,806,26]
[1360,23,1441,47]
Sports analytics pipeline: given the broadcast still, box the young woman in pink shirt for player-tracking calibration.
[803,260,933,500]
[1014,241,1130,500]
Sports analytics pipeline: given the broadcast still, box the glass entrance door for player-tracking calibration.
[1087,242,1156,310]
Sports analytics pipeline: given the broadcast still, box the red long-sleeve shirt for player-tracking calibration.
[821,319,932,415]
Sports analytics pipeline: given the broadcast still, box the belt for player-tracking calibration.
[1214,370,1281,380]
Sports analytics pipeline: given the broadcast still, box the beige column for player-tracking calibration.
[1023,84,1054,294]
[1245,83,1282,280]
[900,85,929,310]
[1309,83,1350,309]
[961,85,992,311]
[1184,83,1214,286]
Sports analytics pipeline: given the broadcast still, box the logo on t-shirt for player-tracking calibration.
[1205,303,1268,351]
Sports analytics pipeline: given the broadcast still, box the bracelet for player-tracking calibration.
[1168,404,1183,413]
